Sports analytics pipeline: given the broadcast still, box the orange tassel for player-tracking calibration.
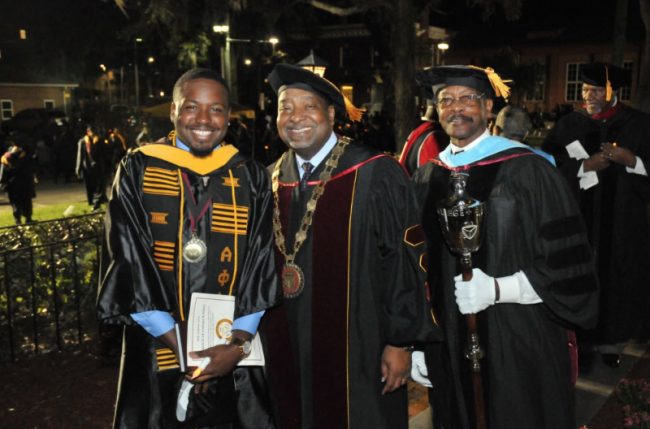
[605,65,613,102]
[469,65,511,101]
[344,95,365,122]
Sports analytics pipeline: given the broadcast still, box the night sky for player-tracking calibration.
[0,1,644,85]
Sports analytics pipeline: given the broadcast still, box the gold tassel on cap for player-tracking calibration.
[605,65,613,102]
[320,74,365,122]
[469,65,511,101]
[343,95,365,122]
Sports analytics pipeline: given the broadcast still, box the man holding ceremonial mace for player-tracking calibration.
[411,65,598,429]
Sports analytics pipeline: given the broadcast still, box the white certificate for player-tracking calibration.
[565,140,590,160]
[186,292,265,367]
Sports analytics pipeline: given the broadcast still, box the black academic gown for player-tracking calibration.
[97,142,281,429]
[542,105,650,343]
[77,135,108,207]
[413,147,599,429]
[261,141,441,429]
[0,144,36,221]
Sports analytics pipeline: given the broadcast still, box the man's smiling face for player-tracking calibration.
[171,78,231,156]
[276,87,335,160]
[437,85,493,147]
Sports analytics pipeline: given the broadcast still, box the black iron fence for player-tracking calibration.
[0,213,105,363]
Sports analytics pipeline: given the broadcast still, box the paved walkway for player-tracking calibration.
[409,341,649,428]
[0,178,92,216]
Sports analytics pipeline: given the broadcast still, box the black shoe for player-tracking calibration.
[578,348,595,374]
[602,353,621,368]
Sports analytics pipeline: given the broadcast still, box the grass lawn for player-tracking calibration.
[0,202,95,227]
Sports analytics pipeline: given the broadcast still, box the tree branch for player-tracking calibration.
[303,0,363,16]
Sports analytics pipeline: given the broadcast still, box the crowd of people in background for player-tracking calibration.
[0,98,561,198]
[0,115,155,218]
[0,99,573,227]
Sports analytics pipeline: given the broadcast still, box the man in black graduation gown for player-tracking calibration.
[0,132,36,224]
[76,124,109,210]
[97,68,281,428]
[260,63,440,429]
[542,63,650,367]
[398,98,449,176]
[411,66,599,429]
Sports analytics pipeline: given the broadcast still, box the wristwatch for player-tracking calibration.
[228,337,252,358]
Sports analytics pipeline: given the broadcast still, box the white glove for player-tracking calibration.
[454,268,496,314]
[410,351,433,388]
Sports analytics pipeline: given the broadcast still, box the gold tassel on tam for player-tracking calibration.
[469,65,511,101]
[317,73,365,122]
[343,95,365,122]
[605,65,613,102]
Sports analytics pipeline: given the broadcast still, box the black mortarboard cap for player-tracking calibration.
[581,63,631,90]
[268,63,363,121]
[580,63,631,102]
[416,65,511,100]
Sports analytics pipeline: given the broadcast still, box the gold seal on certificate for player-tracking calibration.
[281,263,304,298]
[215,318,233,339]
[183,234,207,263]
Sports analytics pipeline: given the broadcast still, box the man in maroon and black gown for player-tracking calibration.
[260,63,441,429]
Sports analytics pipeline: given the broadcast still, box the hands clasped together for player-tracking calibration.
[585,142,637,172]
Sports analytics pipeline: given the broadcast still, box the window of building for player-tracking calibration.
[526,63,546,101]
[566,62,586,102]
[620,61,634,101]
[44,99,55,110]
[1,100,13,120]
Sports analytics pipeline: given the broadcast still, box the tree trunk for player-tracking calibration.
[391,0,416,153]
[635,0,650,112]
[612,0,629,66]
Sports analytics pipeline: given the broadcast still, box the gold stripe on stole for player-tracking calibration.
[153,241,175,271]
[153,241,174,271]
[143,166,180,197]
[177,169,186,321]
[227,170,239,296]
[211,204,248,235]
[155,347,179,371]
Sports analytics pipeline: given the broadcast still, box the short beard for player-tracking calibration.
[190,147,214,158]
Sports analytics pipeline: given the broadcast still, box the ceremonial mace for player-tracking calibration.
[437,171,487,429]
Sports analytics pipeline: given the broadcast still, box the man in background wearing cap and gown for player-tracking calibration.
[542,63,650,368]
[399,96,449,176]
[259,63,440,429]
[411,65,598,429]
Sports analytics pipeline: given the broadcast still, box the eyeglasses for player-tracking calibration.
[436,93,485,108]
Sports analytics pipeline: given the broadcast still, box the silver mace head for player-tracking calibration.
[436,171,485,257]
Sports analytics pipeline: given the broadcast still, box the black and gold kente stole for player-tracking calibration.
[136,143,249,371]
